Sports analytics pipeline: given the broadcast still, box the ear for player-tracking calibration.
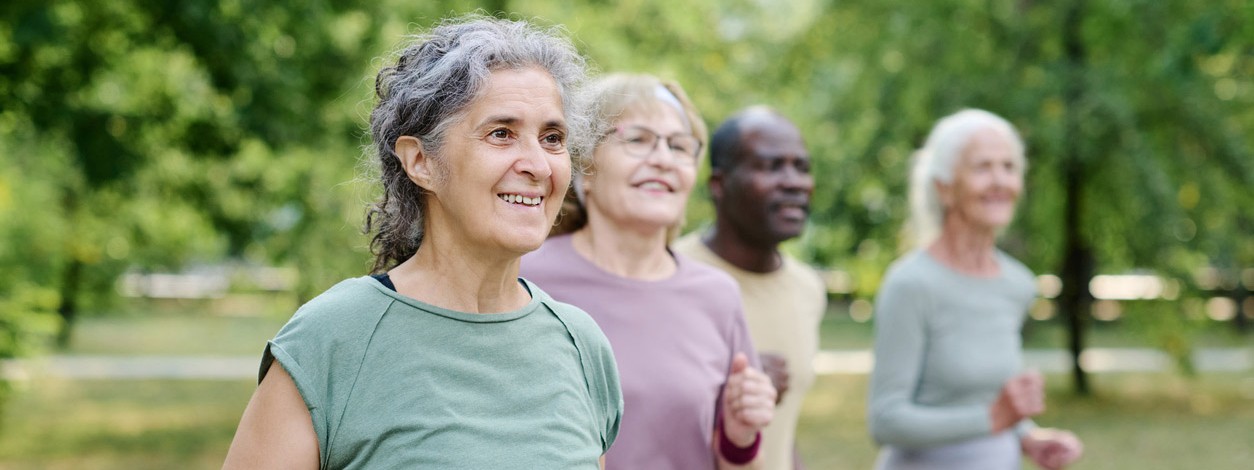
[395,136,436,191]
[933,179,953,209]
[708,169,726,203]
[579,169,595,195]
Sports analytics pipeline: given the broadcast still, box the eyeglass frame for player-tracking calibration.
[602,125,703,164]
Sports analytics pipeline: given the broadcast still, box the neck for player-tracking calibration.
[927,218,1000,276]
[573,214,675,280]
[388,225,528,314]
[702,221,782,273]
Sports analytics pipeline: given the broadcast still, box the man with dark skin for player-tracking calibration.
[674,106,827,470]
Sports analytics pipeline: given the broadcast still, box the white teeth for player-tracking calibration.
[499,194,541,206]
[639,181,668,191]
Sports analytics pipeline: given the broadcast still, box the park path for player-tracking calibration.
[2,347,1250,380]
[812,347,1253,375]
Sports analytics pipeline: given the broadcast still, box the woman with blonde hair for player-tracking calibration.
[522,73,776,469]
[867,109,1083,470]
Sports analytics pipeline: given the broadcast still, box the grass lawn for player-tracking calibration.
[59,294,295,356]
[0,372,1250,469]
[795,372,1254,469]
[2,300,1247,468]
[0,379,256,469]
[63,295,1253,356]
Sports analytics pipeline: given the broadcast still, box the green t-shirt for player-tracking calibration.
[261,276,622,469]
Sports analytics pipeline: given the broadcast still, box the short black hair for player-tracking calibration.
[708,114,747,172]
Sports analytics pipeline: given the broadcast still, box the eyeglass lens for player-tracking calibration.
[617,126,700,161]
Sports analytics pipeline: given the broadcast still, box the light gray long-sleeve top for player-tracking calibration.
[868,249,1037,450]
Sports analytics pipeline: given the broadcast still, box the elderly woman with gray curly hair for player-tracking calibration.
[224,16,622,469]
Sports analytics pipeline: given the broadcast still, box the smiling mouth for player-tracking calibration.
[773,201,809,213]
[635,181,673,192]
[498,193,542,206]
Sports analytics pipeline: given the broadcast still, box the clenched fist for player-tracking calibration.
[721,352,777,447]
[990,370,1044,433]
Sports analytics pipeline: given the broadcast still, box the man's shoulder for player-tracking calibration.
[670,231,714,261]
[779,252,826,292]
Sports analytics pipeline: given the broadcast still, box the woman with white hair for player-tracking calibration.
[223,16,621,469]
[867,109,1084,470]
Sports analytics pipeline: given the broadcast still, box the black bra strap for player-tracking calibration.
[371,273,397,292]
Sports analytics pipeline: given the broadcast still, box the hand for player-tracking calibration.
[990,370,1044,433]
[1022,428,1083,470]
[759,352,790,405]
[721,352,777,446]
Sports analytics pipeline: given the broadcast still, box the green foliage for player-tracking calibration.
[0,148,63,425]
[1120,298,1215,376]
[0,0,1249,401]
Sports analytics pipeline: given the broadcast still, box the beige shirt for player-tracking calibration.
[673,233,827,470]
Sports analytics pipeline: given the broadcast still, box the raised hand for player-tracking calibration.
[990,370,1044,433]
[1022,427,1083,470]
[721,352,777,446]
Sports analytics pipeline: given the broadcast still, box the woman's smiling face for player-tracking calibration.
[583,105,698,233]
[418,66,572,256]
[939,127,1025,232]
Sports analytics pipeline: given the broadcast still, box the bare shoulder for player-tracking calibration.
[223,363,320,470]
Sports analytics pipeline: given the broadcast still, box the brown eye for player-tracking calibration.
[487,128,512,144]
[540,132,566,151]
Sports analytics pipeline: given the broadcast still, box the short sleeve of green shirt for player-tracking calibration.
[260,277,622,469]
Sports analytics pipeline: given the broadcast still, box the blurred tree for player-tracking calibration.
[532,0,1253,394]
[0,0,1248,397]
[0,0,391,345]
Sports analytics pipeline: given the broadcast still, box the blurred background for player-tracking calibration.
[0,0,1250,468]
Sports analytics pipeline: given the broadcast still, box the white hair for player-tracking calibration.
[907,108,1026,248]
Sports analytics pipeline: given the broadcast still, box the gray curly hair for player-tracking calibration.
[364,15,594,273]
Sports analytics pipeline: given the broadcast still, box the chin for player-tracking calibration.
[625,209,683,230]
[499,230,550,255]
[990,213,1018,227]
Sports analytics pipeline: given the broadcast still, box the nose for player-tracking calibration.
[642,140,679,169]
[992,164,1020,189]
[514,140,553,181]
[779,164,813,192]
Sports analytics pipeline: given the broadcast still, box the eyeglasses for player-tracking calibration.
[605,125,702,164]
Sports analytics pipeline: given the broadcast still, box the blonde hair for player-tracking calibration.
[906,108,1026,248]
[551,73,707,240]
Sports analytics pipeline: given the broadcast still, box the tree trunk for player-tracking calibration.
[55,189,84,350]
[55,258,83,349]
[1060,0,1092,396]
